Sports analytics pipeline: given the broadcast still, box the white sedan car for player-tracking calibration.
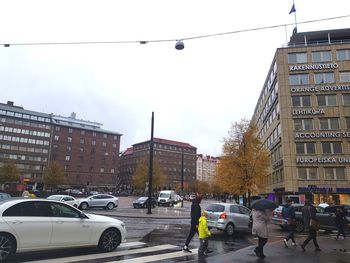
[77,194,118,210]
[46,194,79,207]
[0,198,127,262]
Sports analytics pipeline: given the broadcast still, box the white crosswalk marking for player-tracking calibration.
[23,243,184,263]
[107,249,199,263]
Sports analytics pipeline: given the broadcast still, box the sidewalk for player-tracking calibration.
[198,235,350,263]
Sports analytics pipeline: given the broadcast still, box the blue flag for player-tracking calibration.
[289,4,296,14]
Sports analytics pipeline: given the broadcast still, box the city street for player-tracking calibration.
[8,197,350,263]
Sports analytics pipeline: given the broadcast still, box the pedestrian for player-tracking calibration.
[282,199,297,247]
[301,201,311,232]
[183,193,202,253]
[334,207,348,240]
[252,208,272,259]
[301,202,321,252]
[198,211,211,258]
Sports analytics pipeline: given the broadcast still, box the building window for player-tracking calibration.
[317,94,337,106]
[111,168,115,173]
[79,147,84,153]
[289,74,309,85]
[288,52,307,64]
[346,117,350,128]
[68,128,73,134]
[340,71,350,82]
[314,72,335,84]
[66,146,71,152]
[54,135,59,141]
[324,167,345,180]
[91,140,96,146]
[55,127,60,131]
[100,167,105,173]
[294,119,313,131]
[102,142,107,147]
[298,167,318,180]
[112,143,117,148]
[312,51,331,62]
[337,49,350,60]
[319,118,339,130]
[92,132,96,137]
[296,142,316,154]
[322,142,342,154]
[67,137,72,143]
[292,96,311,107]
[81,130,85,135]
[113,135,118,140]
[65,155,71,161]
[80,138,85,144]
[343,94,350,106]
[103,134,107,139]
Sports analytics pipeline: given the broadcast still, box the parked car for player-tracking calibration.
[205,202,251,236]
[47,195,79,207]
[272,204,304,233]
[272,204,350,233]
[0,192,11,201]
[133,197,157,208]
[77,194,118,210]
[0,198,127,262]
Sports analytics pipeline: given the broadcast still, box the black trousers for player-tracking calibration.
[185,223,198,246]
[303,227,319,248]
[285,225,296,243]
[257,236,268,255]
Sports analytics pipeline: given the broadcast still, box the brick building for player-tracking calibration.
[0,101,122,192]
[119,138,197,192]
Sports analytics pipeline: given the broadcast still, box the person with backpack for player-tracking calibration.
[301,202,321,252]
[282,199,297,247]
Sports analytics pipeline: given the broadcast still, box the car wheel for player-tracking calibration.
[98,228,121,252]
[0,234,15,262]
[106,202,114,210]
[294,220,304,233]
[80,202,88,210]
[225,223,235,236]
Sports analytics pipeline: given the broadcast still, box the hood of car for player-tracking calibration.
[85,213,124,224]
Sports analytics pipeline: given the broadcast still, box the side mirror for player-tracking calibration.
[79,212,89,219]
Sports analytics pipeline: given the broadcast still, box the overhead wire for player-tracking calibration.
[1,14,350,47]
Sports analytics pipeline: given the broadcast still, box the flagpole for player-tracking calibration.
[293,0,297,31]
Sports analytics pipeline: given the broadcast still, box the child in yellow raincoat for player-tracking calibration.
[198,211,211,258]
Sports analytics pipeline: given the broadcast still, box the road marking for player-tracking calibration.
[24,244,177,263]
[106,249,199,263]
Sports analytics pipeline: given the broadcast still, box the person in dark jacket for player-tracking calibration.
[301,202,321,252]
[183,194,202,252]
[334,208,349,240]
[282,199,297,247]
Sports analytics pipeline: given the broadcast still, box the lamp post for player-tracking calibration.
[147,112,154,214]
[181,150,184,207]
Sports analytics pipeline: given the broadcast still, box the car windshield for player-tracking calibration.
[47,196,62,201]
[206,204,225,212]
[159,193,170,198]
[138,197,148,201]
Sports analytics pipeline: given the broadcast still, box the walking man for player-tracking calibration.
[183,194,202,252]
[282,199,297,247]
[301,202,321,252]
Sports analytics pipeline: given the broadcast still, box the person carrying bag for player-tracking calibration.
[301,202,321,252]
[282,199,297,247]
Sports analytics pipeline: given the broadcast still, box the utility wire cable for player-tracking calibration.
[2,14,350,47]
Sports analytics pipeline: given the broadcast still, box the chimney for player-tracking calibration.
[7,101,14,106]
[70,112,76,119]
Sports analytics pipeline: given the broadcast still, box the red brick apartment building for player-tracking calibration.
[0,101,122,192]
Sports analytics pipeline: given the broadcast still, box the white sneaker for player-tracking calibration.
[283,239,288,247]
[292,242,297,246]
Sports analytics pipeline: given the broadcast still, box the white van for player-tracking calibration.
[157,190,176,207]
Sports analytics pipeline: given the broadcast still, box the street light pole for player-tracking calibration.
[147,112,154,214]
[181,150,184,208]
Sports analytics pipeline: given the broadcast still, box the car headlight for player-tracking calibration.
[121,223,126,229]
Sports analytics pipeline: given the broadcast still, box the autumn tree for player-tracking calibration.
[0,160,20,184]
[43,161,65,190]
[132,157,166,193]
[216,119,269,207]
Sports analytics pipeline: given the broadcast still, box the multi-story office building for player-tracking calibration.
[0,101,122,191]
[196,154,217,182]
[252,28,350,205]
[119,138,197,191]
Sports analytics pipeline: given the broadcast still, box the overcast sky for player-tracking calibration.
[1,0,349,156]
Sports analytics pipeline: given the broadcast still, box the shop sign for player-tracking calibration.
[292,108,325,115]
[296,156,350,164]
[273,187,285,193]
[289,63,338,72]
[291,85,350,93]
[298,186,333,193]
[336,188,350,193]
[295,132,350,139]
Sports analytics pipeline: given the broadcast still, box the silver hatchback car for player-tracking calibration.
[77,194,118,210]
[205,202,251,236]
